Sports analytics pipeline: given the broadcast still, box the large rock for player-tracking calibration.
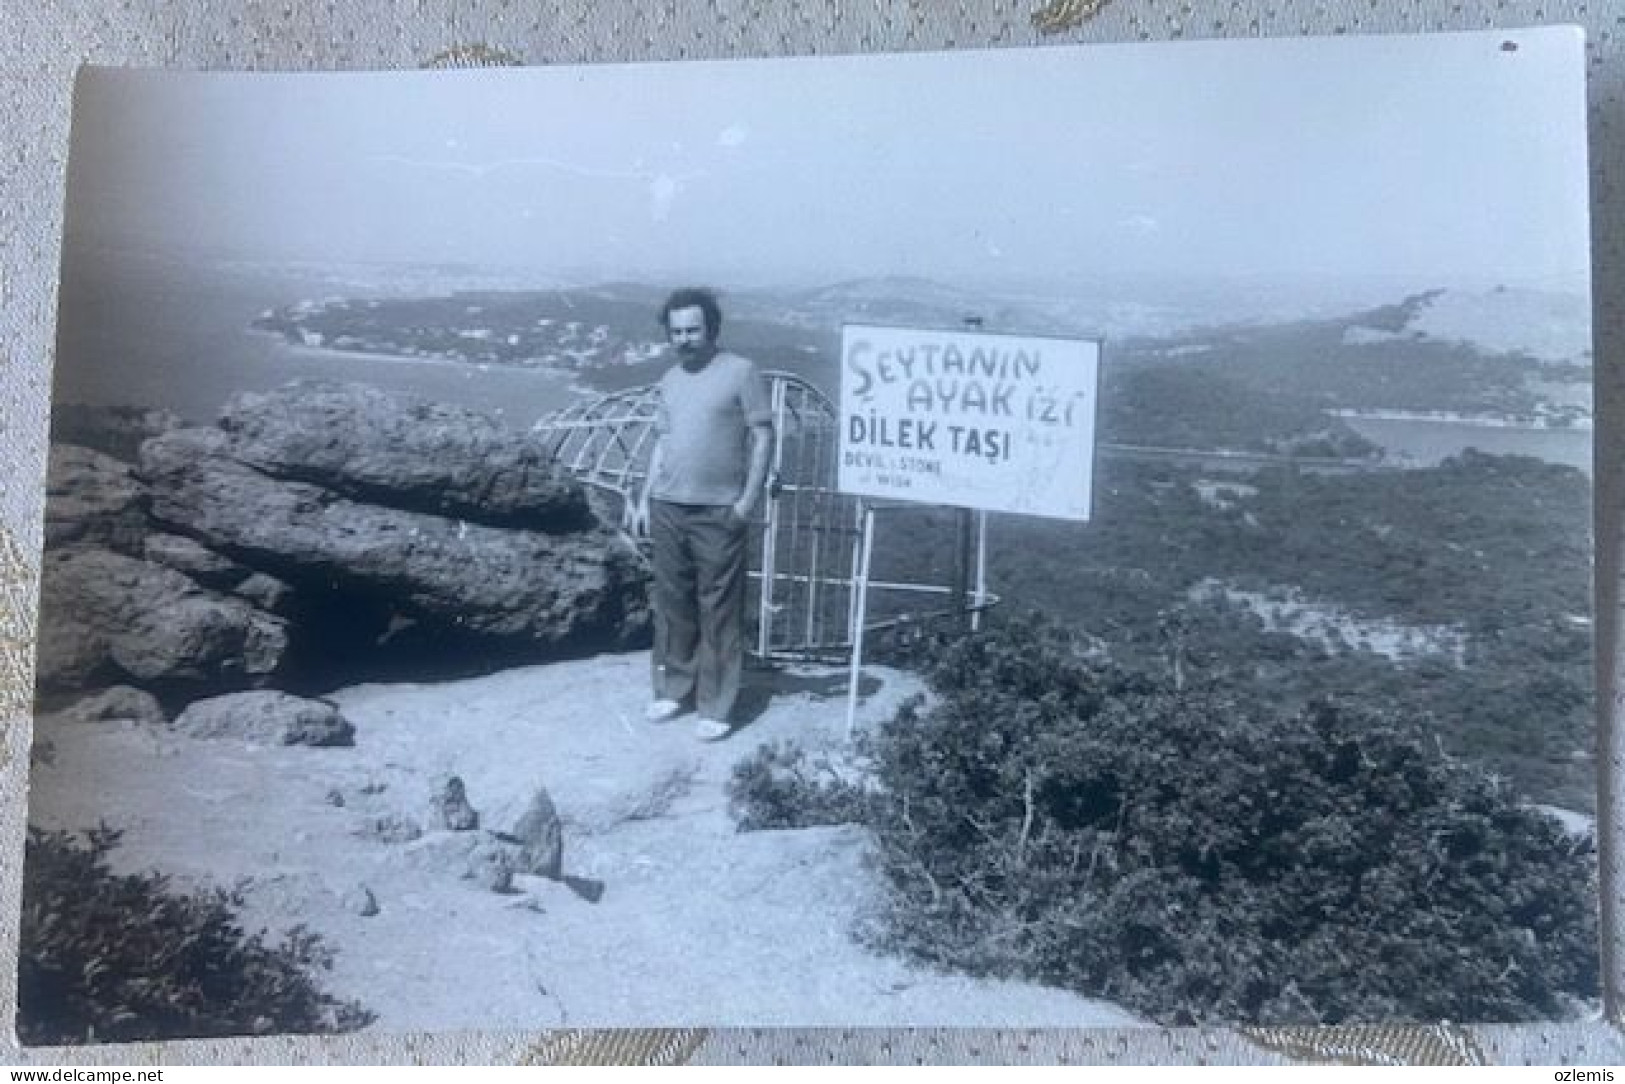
[36,546,288,695]
[56,685,167,727]
[44,444,149,553]
[140,427,649,652]
[216,381,591,531]
[173,690,354,746]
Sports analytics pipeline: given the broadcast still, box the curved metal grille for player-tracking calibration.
[532,383,663,493]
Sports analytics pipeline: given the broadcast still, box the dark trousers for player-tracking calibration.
[650,500,748,722]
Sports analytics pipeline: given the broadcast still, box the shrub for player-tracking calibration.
[859,614,1599,1025]
[727,741,872,832]
[18,827,374,1044]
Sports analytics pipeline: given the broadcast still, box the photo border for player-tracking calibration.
[1,5,1620,1065]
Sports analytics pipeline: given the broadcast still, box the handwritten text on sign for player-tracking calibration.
[838,324,1100,520]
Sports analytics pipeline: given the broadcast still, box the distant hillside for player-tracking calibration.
[1110,289,1589,421]
[728,276,1077,338]
[1390,286,1590,365]
[253,276,1590,443]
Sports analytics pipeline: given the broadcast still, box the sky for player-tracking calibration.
[63,28,1591,292]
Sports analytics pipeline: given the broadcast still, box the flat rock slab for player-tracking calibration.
[141,427,649,650]
[216,381,592,531]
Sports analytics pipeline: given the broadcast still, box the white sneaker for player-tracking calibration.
[644,698,683,723]
[694,717,731,742]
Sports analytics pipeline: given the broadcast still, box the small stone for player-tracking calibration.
[510,785,564,879]
[344,884,379,916]
[430,775,480,831]
[360,814,422,844]
[506,896,547,914]
[325,788,346,807]
[466,841,515,894]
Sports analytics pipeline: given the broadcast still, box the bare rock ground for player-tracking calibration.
[28,652,1140,1032]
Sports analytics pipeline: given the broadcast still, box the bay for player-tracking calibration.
[52,255,583,430]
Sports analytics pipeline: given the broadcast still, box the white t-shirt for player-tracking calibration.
[651,351,772,506]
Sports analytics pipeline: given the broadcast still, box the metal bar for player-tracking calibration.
[973,510,989,632]
[793,383,818,651]
[953,507,974,629]
[845,504,876,741]
[805,515,822,650]
[757,378,788,657]
[808,387,831,648]
[745,570,958,595]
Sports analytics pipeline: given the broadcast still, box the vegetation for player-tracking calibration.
[727,742,870,831]
[1099,363,1380,457]
[1116,292,1555,419]
[18,828,373,1045]
[986,452,1594,808]
[731,616,1600,1026]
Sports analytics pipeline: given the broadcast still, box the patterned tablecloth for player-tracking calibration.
[1,0,1621,1065]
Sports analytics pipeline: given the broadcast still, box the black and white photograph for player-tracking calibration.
[20,28,1597,1041]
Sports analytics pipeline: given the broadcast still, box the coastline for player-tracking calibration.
[259,335,591,425]
[1326,407,1593,432]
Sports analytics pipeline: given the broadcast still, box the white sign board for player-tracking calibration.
[838,324,1100,520]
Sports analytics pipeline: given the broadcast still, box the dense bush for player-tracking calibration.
[793,615,1599,1025]
[18,827,373,1045]
[727,741,872,831]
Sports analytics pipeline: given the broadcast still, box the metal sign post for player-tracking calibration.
[835,323,1102,739]
[973,509,989,631]
[844,502,876,740]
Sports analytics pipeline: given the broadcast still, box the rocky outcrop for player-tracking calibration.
[36,380,649,712]
[36,547,289,695]
[44,444,149,554]
[138,384,650,659]
[173,690,354,746]
[215,382,592,531]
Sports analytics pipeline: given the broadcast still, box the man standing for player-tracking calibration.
[629,288,773,740]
